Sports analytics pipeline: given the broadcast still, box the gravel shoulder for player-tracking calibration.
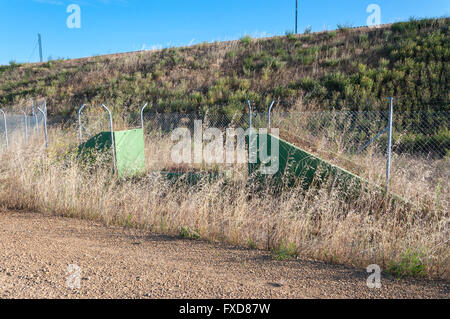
[0,210,448,299]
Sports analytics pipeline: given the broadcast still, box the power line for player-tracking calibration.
[27,38,39,63]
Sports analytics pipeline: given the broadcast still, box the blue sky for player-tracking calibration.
[0,0,448,65]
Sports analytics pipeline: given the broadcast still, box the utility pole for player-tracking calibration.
[38,33,43,62]
[295,0,298,34]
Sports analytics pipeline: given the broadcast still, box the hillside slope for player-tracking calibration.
[0,18,448,118]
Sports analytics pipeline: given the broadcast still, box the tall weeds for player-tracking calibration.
[0,126,448,280]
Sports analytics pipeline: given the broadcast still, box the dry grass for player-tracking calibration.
[0,125,448,281]
[269,111,450,205]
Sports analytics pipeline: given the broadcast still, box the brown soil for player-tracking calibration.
[0,210,448,299]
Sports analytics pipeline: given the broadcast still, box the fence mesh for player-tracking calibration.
[0,110,46,151]
[1,102,449,202]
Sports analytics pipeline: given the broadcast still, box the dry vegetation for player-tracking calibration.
[269,111,450,203]
[0,123,448,281]
[0,17,448,282]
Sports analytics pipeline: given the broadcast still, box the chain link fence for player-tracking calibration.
[2,99,449,201]
[132,108,447,199]
[270,110,449,156]
[0,109,46,152]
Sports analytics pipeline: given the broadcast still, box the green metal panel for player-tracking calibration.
[250,133,364,192]
[79,131,112,151]
[78,129,146,178]
[77,132,114,165]
[114,128,146,178]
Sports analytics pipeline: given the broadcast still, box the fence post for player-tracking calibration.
[22,110,28,144]
[32,103,39,136]
[268,100,275,129]
[247,100,255,174]
[385,97,394,193]
[101,104,116,174]
[0,109,7,150]
[78,104,86,143]
[140,102,148,130]
[247,100,253,130]
[37,104,48,148]
[43,99,48,147]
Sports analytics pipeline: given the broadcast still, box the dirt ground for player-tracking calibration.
[0,210,448,299]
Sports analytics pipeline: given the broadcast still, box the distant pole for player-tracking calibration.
[295,0,298,34]
[38,33,43,63]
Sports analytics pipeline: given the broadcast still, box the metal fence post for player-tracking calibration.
[247,100,257,174]
[78,104,86,143]
[140,102,148,130]
[247,100,253,130]
[43,101,48,147]
[22,110,28,144]
[32,103,39,136]
[268,100,275,128]
[101,104,116,174]
[385,97,394,193]
[0,109,8,150]
[37,105,48,148]
[78,103,117,174]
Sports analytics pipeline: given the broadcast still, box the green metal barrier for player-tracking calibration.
[114,129,146,178]
[78,128,146,178]
[249,133,365,193]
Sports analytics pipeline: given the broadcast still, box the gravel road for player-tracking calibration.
[0,210,448,299]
